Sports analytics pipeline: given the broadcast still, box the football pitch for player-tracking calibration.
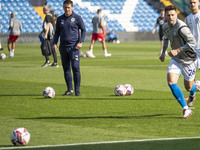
[0,42,200,150]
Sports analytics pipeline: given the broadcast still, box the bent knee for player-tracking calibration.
[184,85,192,92]
[168,81,176,86]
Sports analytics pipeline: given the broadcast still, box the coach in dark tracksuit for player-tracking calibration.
[53,0,86,96]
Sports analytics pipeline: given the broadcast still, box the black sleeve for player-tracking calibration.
[53,17,60,45]
[45,15,52,23]
[156,17,160,24]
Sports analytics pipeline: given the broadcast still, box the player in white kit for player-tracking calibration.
[185,0,200,105]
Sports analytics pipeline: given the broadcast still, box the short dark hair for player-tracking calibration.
[11,12,15,18]
[165,5,176,13]
[160,8,165,12]
[63,0,73,6]
[97,9,102,14]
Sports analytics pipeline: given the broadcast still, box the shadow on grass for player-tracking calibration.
[34,96,173,101]
[0,145,13,147]
[17,114,182,120]
[0,94,174,101]
[0,94,41,97]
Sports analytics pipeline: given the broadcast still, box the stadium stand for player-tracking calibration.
[0,0,43,33]
[130,0,159,31]
[0,0,163,33]
[170,0,190,16]
[46,0,160,32]
[159,0,185,20]
[144,0,165,12]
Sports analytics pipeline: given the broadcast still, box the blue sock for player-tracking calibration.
[190,84,196,96]
[169,83,187,108]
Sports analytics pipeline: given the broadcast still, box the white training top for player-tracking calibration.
[185,11,200,50]
[162,19,196,65]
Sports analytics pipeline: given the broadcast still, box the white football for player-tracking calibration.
[195,81,200,91]
[124,84,134,95]
[0,53,6,60]
[10,127,30,146]
[43,87,55,98]
[84,51,91,57]
[114,85,126,96]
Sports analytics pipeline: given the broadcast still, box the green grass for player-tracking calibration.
[0,42,200,149]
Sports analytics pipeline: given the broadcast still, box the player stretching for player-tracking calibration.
[184,0,200,106]
[160,5,197,119]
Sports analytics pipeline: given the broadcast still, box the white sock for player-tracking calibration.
[12,49,14,55]
[183,106,189,110]
[104,49,107,54]
[9,50,14,56]
[0,43,1,49]
[89,49,93,53]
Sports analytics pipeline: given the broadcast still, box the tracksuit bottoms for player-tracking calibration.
[59,46,81,92]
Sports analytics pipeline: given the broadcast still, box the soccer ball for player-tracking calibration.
[114,85,126,96]
[43,87,55,98]
[84,51,91,57]
[0,53,6,60]
[195,81,200,91]
[10,127,30,146]
[124,84,134,95]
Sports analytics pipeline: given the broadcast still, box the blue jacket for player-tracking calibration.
[53,12,86,47]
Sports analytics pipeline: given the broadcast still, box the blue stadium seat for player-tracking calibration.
[1,29,8,33]
[17,2,24,7]
[26,19,32,24]
[29,24,35,29]
[20,7,27,11]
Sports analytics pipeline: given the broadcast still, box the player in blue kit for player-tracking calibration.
[53,0,86,96]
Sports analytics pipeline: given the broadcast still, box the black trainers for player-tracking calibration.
[41,61,51,67]
[51,63,59,67]
[0,48,4,50]
[75,91,82,96]
[63,90,73,96]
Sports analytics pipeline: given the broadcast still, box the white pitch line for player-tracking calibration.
[1,136,200,150]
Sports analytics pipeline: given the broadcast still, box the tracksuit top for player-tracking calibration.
[162,19,196,65]
[185,11,200,50]
[53,12,86,47]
